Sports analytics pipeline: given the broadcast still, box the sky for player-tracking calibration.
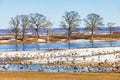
[0,0,120,29]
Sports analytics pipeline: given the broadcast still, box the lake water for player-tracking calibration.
[0,63,113,72]
[0,41,120,51]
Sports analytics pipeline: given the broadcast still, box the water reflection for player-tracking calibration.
[0,41,120,51]
[0,63,118,72]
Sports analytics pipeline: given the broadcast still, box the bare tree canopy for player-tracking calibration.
[107,22,115,41]
[10,15,20,40]
[84,13,104,40]
[30,13,46,38]
[20,15,30,41]
[44,20,53,42]
[107,22,115,34]
[60,11,81,41]
[44,20,52,29]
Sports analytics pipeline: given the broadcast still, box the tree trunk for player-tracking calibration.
[37,31,40,38]
[22,32,25,41]
[91,30,94,41]
[35,28,40,39]
[15,29,18,41]
[15,34,17,41]
[109,31,112,41]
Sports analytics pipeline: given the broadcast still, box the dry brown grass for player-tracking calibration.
[0,71,119,80]
[0,33,120,44]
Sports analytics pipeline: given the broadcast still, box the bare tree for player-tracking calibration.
[44,20,52,43]
[10,15,20,41]
[44,20,52,49]
[20,15,30,41]
[84,13,104,40]
[107,22,115,41]
[61,11,81,48]
[30,13,46,39]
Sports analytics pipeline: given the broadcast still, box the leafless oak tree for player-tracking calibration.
[30,13,46,39]
[107,22,115,41]
[44,20,52,43]
[20,15,30,41]
[84,13,104,40]
[61,11,81,48]
[10,15,20,41]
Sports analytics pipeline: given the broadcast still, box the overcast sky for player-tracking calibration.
[0,0,120,29]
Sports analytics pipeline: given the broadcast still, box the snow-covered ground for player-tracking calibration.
[0,47,120,64]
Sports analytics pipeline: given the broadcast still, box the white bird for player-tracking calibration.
[3,63,9,70]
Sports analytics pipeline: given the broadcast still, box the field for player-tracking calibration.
[0,71,120,80]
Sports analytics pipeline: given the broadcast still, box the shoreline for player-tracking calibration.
[0,39,120,44]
